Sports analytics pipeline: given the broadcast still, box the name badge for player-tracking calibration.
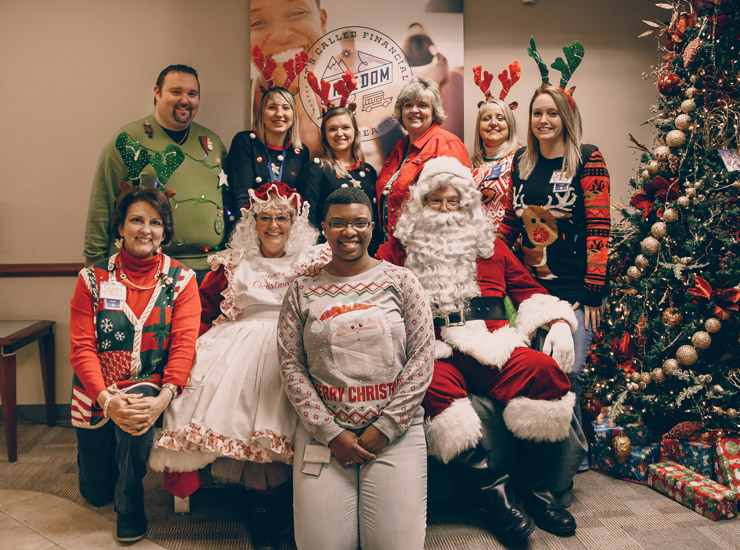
[550,171,573,185]
[101,281,127,301]
[104,299,124,311]
[484,165,502,181]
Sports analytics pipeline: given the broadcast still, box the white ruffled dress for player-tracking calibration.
[150,247,325,486]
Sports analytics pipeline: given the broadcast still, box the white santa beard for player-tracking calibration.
[404,210,481,318]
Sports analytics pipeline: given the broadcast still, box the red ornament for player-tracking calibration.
[658,73,681,96]
[580,395,602,422]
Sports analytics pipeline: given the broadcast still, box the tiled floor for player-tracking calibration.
[0,489,165,549]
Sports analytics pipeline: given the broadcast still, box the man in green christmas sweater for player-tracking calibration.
[84,64,230,277]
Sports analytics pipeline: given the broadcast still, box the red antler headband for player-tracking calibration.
[252,45,308,91]
[472,62,521,101]
[245,181,305,215]
[307,70,358,114]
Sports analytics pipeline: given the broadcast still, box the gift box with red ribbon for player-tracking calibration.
[647,461,738,520]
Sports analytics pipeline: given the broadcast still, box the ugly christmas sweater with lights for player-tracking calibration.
[84,116,228,271]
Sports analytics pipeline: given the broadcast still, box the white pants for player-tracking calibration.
[292,421,427,550]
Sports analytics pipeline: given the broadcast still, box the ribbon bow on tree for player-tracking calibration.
[688,276,740,318]
[630,175,680,218]
[611,333,636,373]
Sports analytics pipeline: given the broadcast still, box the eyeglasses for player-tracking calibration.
[427,199,460,210]
[256,215,291,224]
[326,220,371,230]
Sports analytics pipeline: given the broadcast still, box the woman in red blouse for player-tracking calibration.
[375,75,469,242]
[70,187,200,542]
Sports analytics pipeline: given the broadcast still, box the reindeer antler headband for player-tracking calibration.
[252,45,308,92]
[472,61,521,109]
[306,70,358,115]
[527,37,584,109]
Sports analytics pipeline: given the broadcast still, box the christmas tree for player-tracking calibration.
[584,0,740,436]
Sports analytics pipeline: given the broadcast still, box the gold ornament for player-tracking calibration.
[641,170,651,181]
[651,221,667,238]
[685,86,697,98]
[652,368,666,383]
[647,160,661,174]
[654,145,671,161]
[704,318,721,333]
[698,374,712,384]
[663,358,680,374]
[666,129,687,147]
[635,254,649,269]
[640,372,652,384]
[681,98,697,113]
[675,113,692,130]
[613,435,632,464]
[678,196,690,207]
[692,331,712,350]
[685,187,696,197]
[727,409,738,419]
[662,307,683,327]
[641,237,660,255]
[631,372,642,383]
[627,266,642,280]
[662,208,678,222]
[676,345,698,366]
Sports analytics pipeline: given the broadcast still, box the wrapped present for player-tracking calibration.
[714,438,740,492]
[593,407,657,446]
[660,436,715,478]
[647,461,738,520]
[591,441,660,484]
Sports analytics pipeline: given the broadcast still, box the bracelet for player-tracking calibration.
[162,383,179,399]
[102,394,115,418]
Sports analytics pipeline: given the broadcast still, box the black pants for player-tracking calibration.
[75,385,157,515]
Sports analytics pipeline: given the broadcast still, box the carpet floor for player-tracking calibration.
[1,423,738,549]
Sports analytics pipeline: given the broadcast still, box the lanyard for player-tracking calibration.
[264,142,287,182]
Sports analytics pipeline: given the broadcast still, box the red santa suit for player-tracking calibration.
[376,156,577,464]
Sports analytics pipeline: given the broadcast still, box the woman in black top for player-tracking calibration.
[299,107,380,255]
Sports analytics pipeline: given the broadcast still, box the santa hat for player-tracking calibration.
[244,181,306,216]
[404,156,483,218]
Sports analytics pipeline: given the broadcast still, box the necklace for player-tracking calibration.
[177,125,191,145]
[117,255,163,290]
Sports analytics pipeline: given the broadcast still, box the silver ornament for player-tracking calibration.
[655,145,671,161]
[678,196,690,207]
[685,86,697,98]
[681,99,697,113]
[647,160,661,174]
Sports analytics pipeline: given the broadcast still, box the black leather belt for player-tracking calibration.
[433,296,507,327]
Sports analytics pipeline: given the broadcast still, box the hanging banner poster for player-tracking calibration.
[250,0,464,167]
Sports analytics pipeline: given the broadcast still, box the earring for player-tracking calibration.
[156,246,162,254]
[114,238,123,249]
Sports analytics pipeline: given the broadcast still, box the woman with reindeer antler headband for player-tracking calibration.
[224,46,311,223]
[498,38,611,441]
[299,70,382,255]
[471,61,523,234]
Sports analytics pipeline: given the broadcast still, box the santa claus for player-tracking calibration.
[376,155,581,542]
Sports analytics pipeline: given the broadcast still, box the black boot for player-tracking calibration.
[513,440,576,537]
[248,492,277,550]
[453,444,534,544]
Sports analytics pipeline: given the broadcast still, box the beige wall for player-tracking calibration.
[1,0,663,405]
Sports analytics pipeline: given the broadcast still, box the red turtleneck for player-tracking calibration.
[70,248,200,400]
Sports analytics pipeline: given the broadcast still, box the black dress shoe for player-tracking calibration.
[523,487,576,537]
[115,510,147,542]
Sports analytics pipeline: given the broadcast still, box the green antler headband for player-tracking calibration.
[527,37,585,102]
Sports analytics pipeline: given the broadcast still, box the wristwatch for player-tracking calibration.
[162,383,179,398]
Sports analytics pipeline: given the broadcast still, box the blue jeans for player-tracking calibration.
[75,385,157,515]
[292,420,427,550]
[569,298,606,428]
